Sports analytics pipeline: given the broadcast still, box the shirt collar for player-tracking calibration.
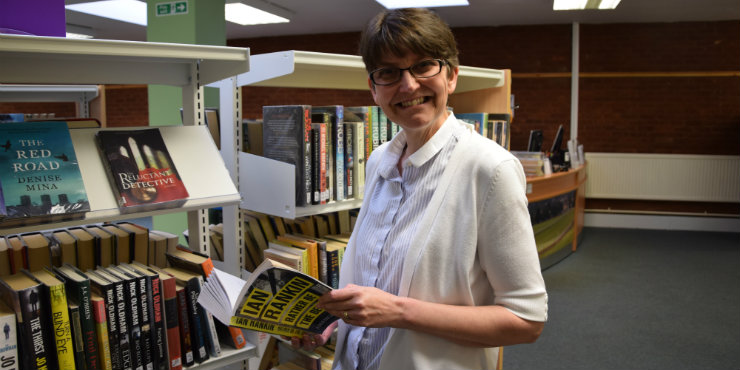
[378,113,457,179]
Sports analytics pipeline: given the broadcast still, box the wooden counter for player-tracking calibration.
[526,164,587,269]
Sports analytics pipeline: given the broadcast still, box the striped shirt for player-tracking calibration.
[343,115,462,370]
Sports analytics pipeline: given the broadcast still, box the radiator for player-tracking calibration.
[584,153,740,202]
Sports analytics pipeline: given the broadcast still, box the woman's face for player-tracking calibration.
[368,52,458,138]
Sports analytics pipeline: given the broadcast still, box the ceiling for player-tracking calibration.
[63,0,740,42]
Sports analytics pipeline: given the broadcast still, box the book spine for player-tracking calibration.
[123,277,144,370]
[49,283,76,369]
[136,274,155,370]
[319,123,328,204]
[176,287,194,367]
[202,310,221,358]
[79,283,99,370]
[311,126,320,205]
[333,109,345,202]
[318,242,328,286]
[149,276,167,370]
[0,308,18,370]
[92,297,113,370]
[302,107,312,207]
[344,123,354,199]
[371,107,380,151]
[351,121,365,198]
[112,280,133,370]
[163,282,182,370]
[20,285,56,370]
[100,283,122,370]
[184,279,208,363]
[69,304,87,370]
[327,248,340,289]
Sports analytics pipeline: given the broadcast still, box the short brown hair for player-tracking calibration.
[358,8,459,74]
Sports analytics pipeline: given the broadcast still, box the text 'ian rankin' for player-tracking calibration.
[118,169,174,189]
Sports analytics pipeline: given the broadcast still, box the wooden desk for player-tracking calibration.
[526,164,587,269]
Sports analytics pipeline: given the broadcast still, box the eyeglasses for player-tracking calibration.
[369,59,448,86]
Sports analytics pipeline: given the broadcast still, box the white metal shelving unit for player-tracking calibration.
[215,50,506,220]
[0,34,256,368]
[0,84,99,118]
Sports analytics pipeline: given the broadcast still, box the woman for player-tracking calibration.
[294,8,548,369]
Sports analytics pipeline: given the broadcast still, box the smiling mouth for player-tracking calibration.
[398,97,428,107]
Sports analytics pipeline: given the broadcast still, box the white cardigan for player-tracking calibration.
[334,119,548,370]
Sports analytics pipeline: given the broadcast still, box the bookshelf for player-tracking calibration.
[213,50,508,220]
[0,34,256,367]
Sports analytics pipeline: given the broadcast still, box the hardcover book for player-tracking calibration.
[66,227,97,272]
[262,105,312,207]
[53,263,99,370]
[161,266,210,364]
[19,231,52,272]
[27,268,77,369]
[86,269,125,370]
[0,271,57,370]
[128,261,167,370]
[96,128,189,211]
[198,258,338,337]
[148,265,183,370]
[0,121,90,223]
[49,229,78,269]
[104,266,145,370]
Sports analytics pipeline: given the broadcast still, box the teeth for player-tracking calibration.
[400,97,425,107]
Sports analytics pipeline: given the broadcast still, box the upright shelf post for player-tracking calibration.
[217,77,246,276]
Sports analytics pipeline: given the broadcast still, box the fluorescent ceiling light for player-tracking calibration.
[225,3,289,26]
[66,0,147,26]
[553,0,621,10]
[375,0,469,9]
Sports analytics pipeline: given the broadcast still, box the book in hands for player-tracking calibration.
[199,258,338,337]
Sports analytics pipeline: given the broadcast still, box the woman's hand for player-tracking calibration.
[317,284,406,328]
[282,321,337,351]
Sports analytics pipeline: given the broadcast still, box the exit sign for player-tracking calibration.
[156,1,188,17]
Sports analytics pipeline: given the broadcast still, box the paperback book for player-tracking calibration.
[0,121,90,223]
[199,258,338,337]
[96,128,189,211]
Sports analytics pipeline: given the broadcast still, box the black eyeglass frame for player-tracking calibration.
[368,59,449,86]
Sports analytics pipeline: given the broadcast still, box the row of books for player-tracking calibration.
[0,247,248,370]
[457,112,512,150]
[0,120,189,227]
[259,105,401,207]
[238,209,354,289]
[0,221,177,277]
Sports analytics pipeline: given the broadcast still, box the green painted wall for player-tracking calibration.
[145,0,226,243]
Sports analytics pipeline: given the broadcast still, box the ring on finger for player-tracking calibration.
[343,311,350,320]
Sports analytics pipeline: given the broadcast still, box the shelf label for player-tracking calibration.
[156,1,188,17]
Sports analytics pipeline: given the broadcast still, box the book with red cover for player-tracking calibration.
[95,128,189,212]
[149,265,184,370]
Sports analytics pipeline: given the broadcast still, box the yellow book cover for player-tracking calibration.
[31,268,77,369]
[199,259,337,338]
